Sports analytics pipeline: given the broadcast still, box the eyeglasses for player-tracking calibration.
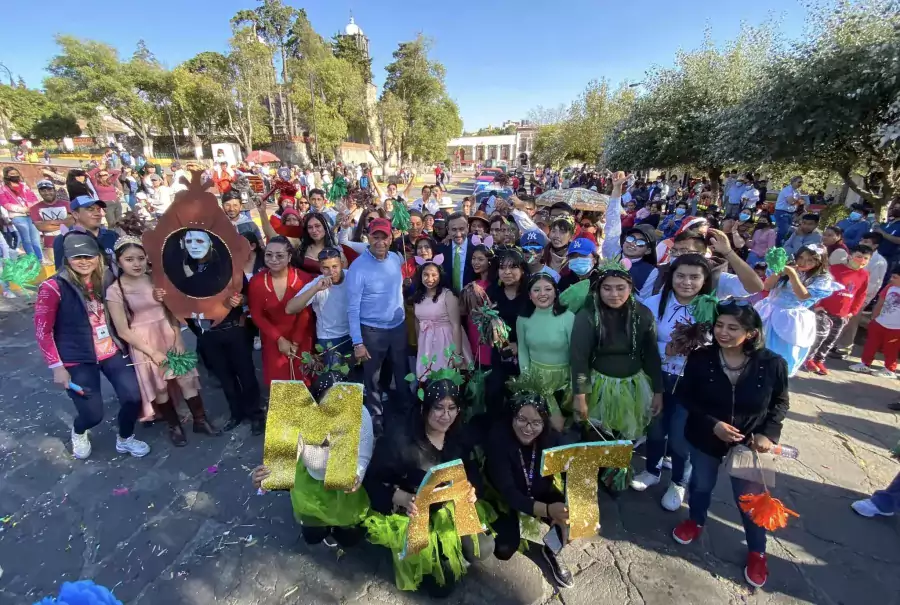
[366,215,378,223]
[317,247,342,261]
[624,235,648,247]
[514,414,544,431]
[432,405,459,418]
[264,252,289,261]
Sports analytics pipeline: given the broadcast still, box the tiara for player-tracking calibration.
[114,235,144,251]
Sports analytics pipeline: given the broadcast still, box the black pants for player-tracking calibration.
[197,324,263,421]
[811,311,849,363]
[493,496,564,561]
[300,524,364,547]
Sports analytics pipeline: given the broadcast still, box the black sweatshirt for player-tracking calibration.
[676,346,789,459]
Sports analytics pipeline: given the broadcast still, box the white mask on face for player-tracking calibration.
[184,230,212,260]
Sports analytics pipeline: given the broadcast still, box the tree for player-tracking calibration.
[223,28,274,153]
[44,36,164,156]
[564,80,635,164]
[526,104,567,126]
[376,91,407,165]
[605,26,773,197]
[0,84,50,140]
[31,112,80,143]
[721,0,900,211]
[383,36,462,163]
[532,123,569,168]
[333,34,373,84]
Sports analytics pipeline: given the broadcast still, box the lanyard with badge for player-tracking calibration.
[87,294,111,340]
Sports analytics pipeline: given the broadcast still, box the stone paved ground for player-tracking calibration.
[2,185,900,604]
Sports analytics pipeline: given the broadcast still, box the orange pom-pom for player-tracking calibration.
[739,491,799,531]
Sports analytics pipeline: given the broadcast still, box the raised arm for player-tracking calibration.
[601,172,628,260]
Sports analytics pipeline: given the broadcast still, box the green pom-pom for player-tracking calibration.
[559,278,591,313]
[2,254,41,292]
[690,292,719,325]
[391,202,411,233]
[165,349,198,376]
[327,174,349,203]
[765,247,788,274]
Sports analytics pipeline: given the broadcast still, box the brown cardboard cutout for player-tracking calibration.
[143,170,251,325]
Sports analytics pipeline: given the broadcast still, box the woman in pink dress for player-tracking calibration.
[412,254,471,377]
[464,236,496,368]
[106,237,219,446]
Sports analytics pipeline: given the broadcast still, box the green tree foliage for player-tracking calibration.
[721,0,900,210]
[44,36,165,155]
[223,28,274,152]
[0,84,50,140]
[333,34,373,84]
[382,36,462,163]
[376,91,408,165]
[31,112,80,143]
[605,26,772,197]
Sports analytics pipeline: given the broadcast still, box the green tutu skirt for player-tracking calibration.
[290,463,370,528]
[530,361,572,417]
[587,370,653,440]
[363,501,496,591]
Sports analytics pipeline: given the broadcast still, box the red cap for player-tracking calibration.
[368,217,393,238]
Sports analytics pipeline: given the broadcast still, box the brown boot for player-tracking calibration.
[186,395,221,436]
[153,400,187,447]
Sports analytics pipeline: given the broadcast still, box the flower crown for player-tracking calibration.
[597,257,632,275]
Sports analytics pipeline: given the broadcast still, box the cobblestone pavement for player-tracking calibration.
[2,203,899,604]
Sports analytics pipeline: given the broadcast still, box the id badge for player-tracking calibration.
[95,324,110,340]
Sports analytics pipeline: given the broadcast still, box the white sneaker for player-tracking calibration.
[875,367,896,379]
[2,290,16,299]
[253,336,261,351]
[633,435,647,448]
[849,363,874,374]
[661,483,687,511]
[630,471,661,492]
[116,435,150,458]
[657,456,672,470]
[71,428,92,459]
[851,498,894,518]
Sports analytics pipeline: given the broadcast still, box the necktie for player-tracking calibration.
[454,245,462,292]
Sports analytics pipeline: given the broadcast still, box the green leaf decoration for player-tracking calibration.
[165,349,198,376]
[405,372,416,383]
[337,364,350,375]
[690,291,719,325]
[428,367,465,387]
[1,254,41,292]
[327,173,349,203]
[419,355,429,367]
[559,278,591,313]
[391,201,411,232]
[417,387,425,401]
[315,343,325,353]
[765,247,788,274]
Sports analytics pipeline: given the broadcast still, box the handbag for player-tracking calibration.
[726,441,777,487]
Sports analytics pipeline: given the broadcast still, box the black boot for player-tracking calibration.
[542,545,574,588]
[222,417,243,432]
[153,400,187,447]
[185,395,221,436]
[250,417,265,436]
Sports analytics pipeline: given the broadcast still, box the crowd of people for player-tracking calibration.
[4,151,900,598]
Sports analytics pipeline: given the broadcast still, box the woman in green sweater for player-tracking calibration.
[570,259,664,441]
[516,271,576,430]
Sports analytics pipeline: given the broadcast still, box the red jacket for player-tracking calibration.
[817,264,869,318]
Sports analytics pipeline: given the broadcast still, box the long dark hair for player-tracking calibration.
[470,243,497,282]
[778,245,828,288]
[657,254,713,321]
[66,169,93,200]
[593,270,639,351]
[521,272,566,317]
[495,247,529,296]
[295,212,337,264]
[352,206,386,243]
[713,300,766,353]
[412,260,445,304]
[114,240,176,330]
[241,231,266,275]
[412,378,464,450]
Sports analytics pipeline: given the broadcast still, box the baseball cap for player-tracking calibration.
[36,179,55,190]
[520,229,548,250]
[368,217,392,238]
[433,210,447,223]
[567,238,597,256]
[70,196,106,211]
[63,232,101,259]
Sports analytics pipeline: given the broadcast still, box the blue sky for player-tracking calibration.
[3,0,812,130]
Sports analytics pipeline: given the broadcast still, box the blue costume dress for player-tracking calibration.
[754,273,842,376]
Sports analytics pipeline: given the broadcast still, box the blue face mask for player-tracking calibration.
[739,213,751,222]
[675,208,686,217]
[568,257,594,276]
[849,211,862,221]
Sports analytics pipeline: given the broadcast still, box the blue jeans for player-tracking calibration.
[871,471,900,514]
[67,353,142,438]
[645,373,692,485]
[774,210,793,246]
[11,216,43,260]
[687,444,767,553]
[360,323,410,421]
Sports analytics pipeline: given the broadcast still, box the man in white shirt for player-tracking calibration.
[169,162,189,195]
[286,247,355,374]
[411,185,439,215]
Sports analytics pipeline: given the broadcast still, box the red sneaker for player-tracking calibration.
[744,551,768,588]
[672,519,703,545]
[803,359,819,373]
[815,361,829,376]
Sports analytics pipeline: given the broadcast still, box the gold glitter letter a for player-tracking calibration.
[540,441,634,540]
[401,459,485,558]
[261,381,363,491]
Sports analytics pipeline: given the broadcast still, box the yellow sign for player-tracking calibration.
[540,441,633,540]
[261,381,363,491]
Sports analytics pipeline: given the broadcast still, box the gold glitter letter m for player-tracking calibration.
[261,381,363,492]
[540,441,633,540]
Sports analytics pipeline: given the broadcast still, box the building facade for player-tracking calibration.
[448,123,537,168]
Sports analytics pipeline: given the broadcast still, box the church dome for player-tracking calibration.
[344,17,362,36]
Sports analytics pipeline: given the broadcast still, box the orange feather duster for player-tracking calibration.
[739,491,799,531]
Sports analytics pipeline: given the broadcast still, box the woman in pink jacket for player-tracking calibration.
[0,166,43,261]
[747,216,776,266]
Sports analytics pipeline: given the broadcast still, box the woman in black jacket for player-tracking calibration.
[362,377,494,598]
[486,392,575,589]
[672,299,789,590]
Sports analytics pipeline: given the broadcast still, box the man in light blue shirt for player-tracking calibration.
[775,176,804,245]
[347,218,409,421]
[782,213,823,258]
[725,172,752,218]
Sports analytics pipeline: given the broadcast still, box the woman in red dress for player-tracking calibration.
[248,236,315,386]
[292,212,359,273]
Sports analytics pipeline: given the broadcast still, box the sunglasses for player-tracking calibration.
[624,235,648,247]
[718,297,752,308]
[317,247,342,261]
